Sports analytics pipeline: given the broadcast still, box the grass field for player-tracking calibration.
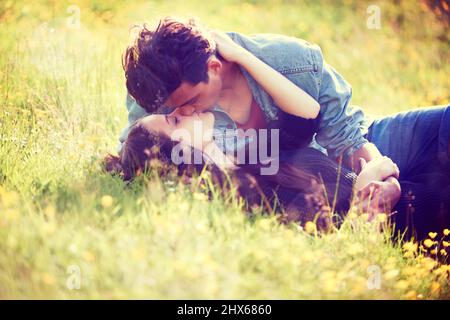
[0,0,449,299]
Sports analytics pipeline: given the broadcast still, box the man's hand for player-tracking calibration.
[354,156,400,191]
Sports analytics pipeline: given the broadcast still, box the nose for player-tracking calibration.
[178,105,195,116]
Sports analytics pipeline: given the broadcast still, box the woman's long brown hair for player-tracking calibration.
[104,120,352,230]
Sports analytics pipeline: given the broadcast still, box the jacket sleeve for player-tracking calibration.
[117,93,149,152]
[315,61,369,159]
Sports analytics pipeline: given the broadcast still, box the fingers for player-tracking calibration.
[356,181,381,201]
[376,157,400,180]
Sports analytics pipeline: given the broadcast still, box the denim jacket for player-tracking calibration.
[118,31,373,158]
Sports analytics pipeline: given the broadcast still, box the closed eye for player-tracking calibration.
[167,115,179,126]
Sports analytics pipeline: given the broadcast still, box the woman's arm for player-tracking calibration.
[212,31,320,119]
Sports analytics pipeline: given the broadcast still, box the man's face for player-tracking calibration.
[164,57,223,117]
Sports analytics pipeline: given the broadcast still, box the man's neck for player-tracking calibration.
[218,60,249,113]
[221,60,242,90]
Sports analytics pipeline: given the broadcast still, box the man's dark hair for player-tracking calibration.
[122,16,216,113]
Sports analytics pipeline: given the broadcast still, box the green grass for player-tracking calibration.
[0,0,449,299]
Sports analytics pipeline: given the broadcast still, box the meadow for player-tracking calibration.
[0,0,449,299]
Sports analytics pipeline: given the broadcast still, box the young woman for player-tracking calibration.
[106,110,450,240]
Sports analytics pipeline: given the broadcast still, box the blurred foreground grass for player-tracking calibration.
[0,0,449,299]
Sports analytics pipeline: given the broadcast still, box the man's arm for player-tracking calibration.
[314,61,372,161]
[313,60,401,193]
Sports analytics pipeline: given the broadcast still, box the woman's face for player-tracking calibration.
[139,111,215,150]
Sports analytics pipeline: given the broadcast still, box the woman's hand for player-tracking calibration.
[210,29,249,63]
[354,156,400,191]
[354,177,401,220]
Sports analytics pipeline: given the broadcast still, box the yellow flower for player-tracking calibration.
[44,205,56,220]
[395,280,409,290]
[423,239,435,248]
[4,209,18,221]
[100,195,114,208]
[376,213,387,223]
[402,266,416,277]
[430,249,437,255]
[347,243,363,256]
[347,212,357,220]
[43,222,56,235]
[428,232,437,239]
[361,213,370,221]
[442,241,449,247]
[193,192,208,201]
[384,269,399,280]
[443,229,450,236]
[304,221,317,235]
[439,249,447,256]
[83,250,95,262]
[402,241,418,253]
[421,257,437,271]
[0,190,19,207]
[430,281,440,294]
[404,290,417,300]
[42,273,56,286]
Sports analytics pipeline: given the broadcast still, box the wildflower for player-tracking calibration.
[402,241,418,253]
[376,213,387,223]
[69,244,78,254]
[443,241,449,247]
[421,257,437,271]
[368,234,378,243]
[395,280,409,290]
[439,249,447,256]
[430,249,437,255]
[43,222,56,235]
[42,273,56,286]
[384,269,399,280]
[402,266,416,276]
[423,239,435,248]
[0,190,19,207]
[4,209,18,221]
[404,290,417,300]
[443,229,450,236]
[347,212,357,220]
[347,243,363,256]
[83,250,95,262]
[304,221,317,235]
[428,232,437,239]
[100,195,114,208]
[44,205,56,220]
[430,281,440,294]
[193,192,208,201]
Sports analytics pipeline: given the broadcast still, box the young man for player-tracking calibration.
[118,17,405,206]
